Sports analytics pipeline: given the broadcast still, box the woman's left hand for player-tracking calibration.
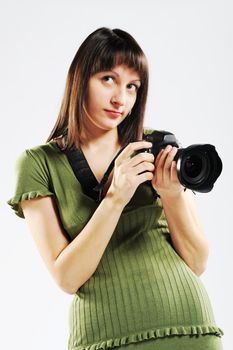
[151,145,185,198]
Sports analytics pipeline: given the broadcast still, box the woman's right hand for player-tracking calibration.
[106,141,155,207]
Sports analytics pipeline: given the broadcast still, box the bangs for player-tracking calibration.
[90,44,148,83]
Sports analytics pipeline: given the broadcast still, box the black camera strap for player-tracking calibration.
[63,138,125,203]
[60,129,200,199]
[92,147,125,202]
[61,130,160,202]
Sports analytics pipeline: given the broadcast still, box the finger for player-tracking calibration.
[129,152,155,167]
[155,149,164,167]
[163,147,178,174]
[161,147,177,186]
[170,160,179,182]
[155,145,172,183]
[136,171,154,186]
[155,145,172,168]
[132,161,155,176]
[115,141,152,165]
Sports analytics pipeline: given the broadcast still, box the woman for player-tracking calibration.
[8,27,223,349]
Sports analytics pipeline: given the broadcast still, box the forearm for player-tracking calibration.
[54,194,124,294]
[160,189,209,275]
[53,141,155,294]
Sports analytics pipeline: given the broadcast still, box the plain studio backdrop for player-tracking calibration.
[1,0,232,349]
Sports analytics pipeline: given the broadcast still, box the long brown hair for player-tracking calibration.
[47,27,149,149]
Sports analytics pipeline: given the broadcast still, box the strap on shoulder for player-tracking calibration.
[61,131,150,203]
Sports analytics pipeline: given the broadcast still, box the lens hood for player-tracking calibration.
[175,144,223,192]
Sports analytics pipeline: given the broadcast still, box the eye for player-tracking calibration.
[101,75,115,84]
[127,83,139,92]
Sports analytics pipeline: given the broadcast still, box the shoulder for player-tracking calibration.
[8,142,57,218]
[16,141,59,160]
[24,141,58,158]
[143,126,155,135]
[143,127,176,138]
[143,126,155,138]
[16,142,59,168]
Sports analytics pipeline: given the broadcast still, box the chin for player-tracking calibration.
[86,112,125,132]
[100,118,123,130]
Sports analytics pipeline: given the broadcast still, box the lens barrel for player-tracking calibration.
[175,144,222,192]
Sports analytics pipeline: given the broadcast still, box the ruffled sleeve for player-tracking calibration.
[7,148,54,218]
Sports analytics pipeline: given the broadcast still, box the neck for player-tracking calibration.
[80,126,120,151]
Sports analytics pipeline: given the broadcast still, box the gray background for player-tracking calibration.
[1,0,232,349]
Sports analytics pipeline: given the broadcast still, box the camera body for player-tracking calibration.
[143,130,223,193]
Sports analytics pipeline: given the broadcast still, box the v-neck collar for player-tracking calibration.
[78,147,100,185]
[51,140,118,202]
[50,140,159,207]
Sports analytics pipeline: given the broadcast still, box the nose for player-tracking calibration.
[111,86,126,107]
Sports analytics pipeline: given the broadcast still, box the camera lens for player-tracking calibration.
[145,130,223,192]
[184,154,204,178]
[175,144,222,192]
[182,152,210,184]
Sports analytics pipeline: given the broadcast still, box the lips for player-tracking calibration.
[104,109,123,118]
[104,109,123,115]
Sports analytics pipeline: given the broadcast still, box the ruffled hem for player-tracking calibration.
[7,190,54,218]
[70,325,224,350]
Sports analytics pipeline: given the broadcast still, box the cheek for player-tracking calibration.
[128,94,137,110]
[87,86,110,112]
[87,95,98,113]
[86,91,99,113]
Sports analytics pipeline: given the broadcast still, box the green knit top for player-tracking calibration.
[7,131,223,350]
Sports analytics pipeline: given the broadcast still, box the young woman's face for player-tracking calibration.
[85,64,141,132]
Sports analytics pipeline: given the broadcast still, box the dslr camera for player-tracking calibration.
[143,130,222,193]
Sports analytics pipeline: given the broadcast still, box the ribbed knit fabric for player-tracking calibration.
[7,136,223,350]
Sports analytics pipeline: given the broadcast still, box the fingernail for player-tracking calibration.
[166,145,172,151]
